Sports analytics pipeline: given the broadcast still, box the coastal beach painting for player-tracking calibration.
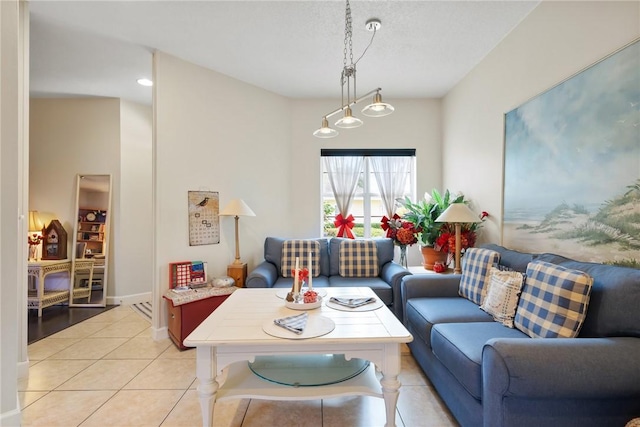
[503,39,640,267]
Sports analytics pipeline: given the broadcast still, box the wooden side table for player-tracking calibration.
[163,286,236,350]
[227,263,247,287]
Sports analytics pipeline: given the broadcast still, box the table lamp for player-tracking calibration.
[28,211,44,233]
[435,203,480,274]
[220,199,256,265]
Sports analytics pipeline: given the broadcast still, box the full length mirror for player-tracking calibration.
[70,174,112,307]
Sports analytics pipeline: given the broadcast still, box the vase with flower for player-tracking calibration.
[28,234,43,261]
[381,214,421,268]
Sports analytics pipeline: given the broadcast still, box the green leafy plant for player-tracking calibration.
[399,189,465,247]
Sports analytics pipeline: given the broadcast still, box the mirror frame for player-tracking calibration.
[70,174,112,307]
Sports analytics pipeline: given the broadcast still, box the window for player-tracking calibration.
[321,149,416,238]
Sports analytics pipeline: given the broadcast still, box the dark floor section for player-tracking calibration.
[28,304,117,344]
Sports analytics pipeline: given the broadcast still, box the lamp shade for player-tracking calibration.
[28,211,44,232]
[220,199,256,217]
[313,117,339,138]
[361,92,395,117]
[335,107,363,129]
[435,203,480,223]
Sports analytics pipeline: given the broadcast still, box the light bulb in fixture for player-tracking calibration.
[335,107,363,129]
[362,92,394,117]
[313,117,339,138]
[137,78,153,87]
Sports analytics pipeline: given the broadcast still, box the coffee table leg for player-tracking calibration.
[380,345,402,427]
[195,346,218,427]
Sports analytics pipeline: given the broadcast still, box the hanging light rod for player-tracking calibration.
[323,88,381,120]
[313,2,394,139]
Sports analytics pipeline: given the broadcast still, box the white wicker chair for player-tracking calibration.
[71,243,94,303]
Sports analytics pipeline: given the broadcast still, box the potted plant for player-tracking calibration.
[399,189,465,270]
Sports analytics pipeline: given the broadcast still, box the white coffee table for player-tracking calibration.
[184,287,413,427]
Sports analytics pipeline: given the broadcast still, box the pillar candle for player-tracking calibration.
[308,251,313,290]
[294,257,300,293]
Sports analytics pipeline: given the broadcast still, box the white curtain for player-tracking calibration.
[323,155,364,220]
[370,156,411,217]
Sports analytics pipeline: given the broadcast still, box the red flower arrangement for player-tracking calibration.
[290,267,309,284]
[381,214,422,247]
[434,211,489,254]
[28,234,43,247]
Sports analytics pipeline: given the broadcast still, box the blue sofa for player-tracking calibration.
[246,237,411,319]
[401,243,640,427]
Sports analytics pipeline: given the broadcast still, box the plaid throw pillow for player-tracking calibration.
[281,240,320,278]
[514,260,593,338]
[458,248,500,305]
[480,267,525,328]
[339,240,379,278]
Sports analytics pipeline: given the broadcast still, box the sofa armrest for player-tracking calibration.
[401,274,462,305]
[245,261,278,288]
[380,262,412,319]
[483,337,640,399]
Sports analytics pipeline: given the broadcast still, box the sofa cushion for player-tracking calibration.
[480,267,525,328]
[271,275,330,289]
[481,243,534,273]
[515,260,593,338]
[404,297,493,348]
[264,237,329,277]
[328,276,392,305]
[431,322,528,400]
[281,240,320,278]
[458,248,500,305]
[554,261,640,338]
[329,238,394,276]
[338,239,379,278]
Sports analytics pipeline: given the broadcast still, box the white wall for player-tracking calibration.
[153,52,442,316]
[154,51,444,283]
[30,98,121,248]
[290,98,442,266]
[154,52,292,290]
[442,1,640,245]
[118,100,153,300]
[30,98,153,301]
[1,0,28,423]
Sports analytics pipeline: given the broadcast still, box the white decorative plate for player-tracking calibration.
[262,315,335,340]
[275,288,327,299]
[284,295,323,310]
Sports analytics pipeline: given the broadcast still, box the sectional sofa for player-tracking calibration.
[401,243,640,427]
[246,236,411,318]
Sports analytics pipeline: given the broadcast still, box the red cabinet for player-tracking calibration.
[164,288,235,350]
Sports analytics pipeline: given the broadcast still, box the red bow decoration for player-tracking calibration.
[380,213,401,238]
[334,213,355,239]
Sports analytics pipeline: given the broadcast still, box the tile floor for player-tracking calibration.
[20,305,458,427]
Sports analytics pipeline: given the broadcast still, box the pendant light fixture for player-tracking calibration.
[313,0,394,138]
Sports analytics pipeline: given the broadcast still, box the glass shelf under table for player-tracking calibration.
[248,354,370,387]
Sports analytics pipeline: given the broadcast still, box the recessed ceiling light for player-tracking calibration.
[137,78,153,87]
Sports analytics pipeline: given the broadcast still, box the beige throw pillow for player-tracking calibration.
[480,267,525,328]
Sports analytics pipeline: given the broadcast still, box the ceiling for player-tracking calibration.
[29,1,540,106]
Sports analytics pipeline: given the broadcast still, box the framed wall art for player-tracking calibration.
[503,39,639,267]
[188,191,220,246]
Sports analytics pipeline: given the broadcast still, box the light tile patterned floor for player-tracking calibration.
[20,305,458,427]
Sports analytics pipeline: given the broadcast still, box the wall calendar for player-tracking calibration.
[187,191,220,246]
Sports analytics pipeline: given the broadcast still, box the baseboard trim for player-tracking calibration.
[0,397,21,427]
[17,360,29,380]
[152,326,168,341]
[110,291,152,306]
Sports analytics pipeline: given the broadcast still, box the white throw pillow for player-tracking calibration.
[480,267,525,328]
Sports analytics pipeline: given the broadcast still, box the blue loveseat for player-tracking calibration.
[401,243,640,427]
[246,237,411,318]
